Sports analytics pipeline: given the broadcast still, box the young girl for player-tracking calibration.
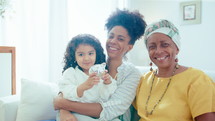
[57,34,117,121]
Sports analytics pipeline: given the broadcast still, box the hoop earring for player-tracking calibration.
[175,63,179,69]
[150,62,153,71]
[175,56,178,63]
[175,55,179,69]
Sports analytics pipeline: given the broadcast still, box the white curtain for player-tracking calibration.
[0,0,124,94]
[1,0,53,94]
[49,0,69,84]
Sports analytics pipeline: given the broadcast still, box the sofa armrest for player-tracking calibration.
[0,95,20,121]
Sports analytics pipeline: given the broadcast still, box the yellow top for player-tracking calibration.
[134,67,215,121]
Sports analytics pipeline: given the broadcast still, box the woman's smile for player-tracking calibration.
[155,55,169,61]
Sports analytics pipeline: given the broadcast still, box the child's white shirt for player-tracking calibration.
[58,66,117,102]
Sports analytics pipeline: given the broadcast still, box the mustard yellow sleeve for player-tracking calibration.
[188,74,215,118]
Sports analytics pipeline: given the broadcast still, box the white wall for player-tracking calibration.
[128,0,215,71]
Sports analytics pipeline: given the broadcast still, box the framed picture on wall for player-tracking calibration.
[180,0,201,25]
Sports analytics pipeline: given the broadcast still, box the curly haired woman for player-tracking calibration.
[54,9,147,121]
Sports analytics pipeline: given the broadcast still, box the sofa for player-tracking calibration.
[0,66,215,121]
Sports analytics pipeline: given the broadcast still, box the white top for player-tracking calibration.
[58,66,117,103]
[99,62,141,121]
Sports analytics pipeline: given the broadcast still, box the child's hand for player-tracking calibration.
[102,70,112,85]
[83,72,100,89]
[77,72,100,97]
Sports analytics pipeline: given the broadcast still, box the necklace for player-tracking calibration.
[145,64,179,117]
[114,73,118,80]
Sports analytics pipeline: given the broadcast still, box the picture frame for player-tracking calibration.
[0,46,16,97]
[180,0,201,25]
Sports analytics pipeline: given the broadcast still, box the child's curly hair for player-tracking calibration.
[105,9,147,45]
[62,34,106,73]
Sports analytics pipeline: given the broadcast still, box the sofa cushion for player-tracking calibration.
[16,79,59,121]
[0,95,19,121]
[203,70,215,81]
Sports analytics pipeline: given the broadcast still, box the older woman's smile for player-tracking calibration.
[155,56,169,61]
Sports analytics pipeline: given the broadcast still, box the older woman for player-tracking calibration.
[134,19,215,121]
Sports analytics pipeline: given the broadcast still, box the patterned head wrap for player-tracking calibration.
[144,19,181,50]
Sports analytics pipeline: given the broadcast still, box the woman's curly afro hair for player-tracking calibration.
[105,9,147,45]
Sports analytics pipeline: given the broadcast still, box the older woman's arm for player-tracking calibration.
[195,112,215,121]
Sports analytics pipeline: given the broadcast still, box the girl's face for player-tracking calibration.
[147,33,179,69]
[106,26,133,60]
[75,44,96,74]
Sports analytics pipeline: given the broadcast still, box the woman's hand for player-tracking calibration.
[53,93,63,110]
[60,109,77,121]
[102,70,112,85]
[77,72,100,97]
